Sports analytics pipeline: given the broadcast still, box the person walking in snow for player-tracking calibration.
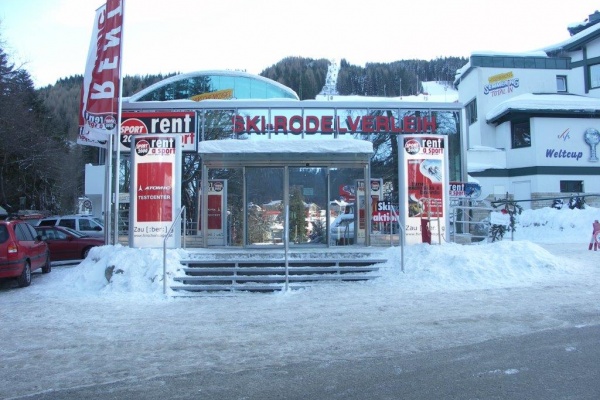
[589,219,600,251]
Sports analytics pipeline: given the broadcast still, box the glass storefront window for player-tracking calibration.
[132,73,298,102]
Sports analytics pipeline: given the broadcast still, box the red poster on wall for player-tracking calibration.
[400,135,448,245]
[406,159,444,218]
[207,194,222,229]
[136,163,173,222]
[130,135,181,249]
[197,180,227,246]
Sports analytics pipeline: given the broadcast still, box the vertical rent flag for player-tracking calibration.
[78,0,124,147]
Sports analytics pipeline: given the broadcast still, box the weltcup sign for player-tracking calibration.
[484,71,519,97]
[129,135,182,248]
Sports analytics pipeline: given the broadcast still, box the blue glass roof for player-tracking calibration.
[127,70,299,102]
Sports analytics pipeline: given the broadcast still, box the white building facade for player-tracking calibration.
[455,11,600,208]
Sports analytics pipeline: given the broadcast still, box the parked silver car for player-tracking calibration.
[36,215,104,238]
[330,213,354,245]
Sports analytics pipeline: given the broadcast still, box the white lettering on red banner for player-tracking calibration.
[78,0,124,147]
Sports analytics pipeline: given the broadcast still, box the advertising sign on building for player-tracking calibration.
[197,180,228,246]
[129,135,182,248]
[449,182,482,205]
[355,178,383,242]
[399,135,449,244]
[120,112,197,152]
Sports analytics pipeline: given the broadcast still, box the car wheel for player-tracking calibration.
[82,247,93,259]
[42,252,51,274]
[17,261,32,287]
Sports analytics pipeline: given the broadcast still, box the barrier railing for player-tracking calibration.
[450,201,494,243]
[163,206,186,295]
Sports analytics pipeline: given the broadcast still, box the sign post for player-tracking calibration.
[129,135,182,248]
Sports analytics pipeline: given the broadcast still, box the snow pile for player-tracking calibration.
[55,206,599,297]
[514,205,599,243]
[379,240,564,291]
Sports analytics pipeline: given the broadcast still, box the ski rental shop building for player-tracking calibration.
[84,70,466,249]
[454,11,600,209]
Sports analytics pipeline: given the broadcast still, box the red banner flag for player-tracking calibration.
[78,0,124,147]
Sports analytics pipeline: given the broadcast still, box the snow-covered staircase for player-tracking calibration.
[170,251,385,295]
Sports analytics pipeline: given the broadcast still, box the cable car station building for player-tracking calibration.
[87,71,465,249]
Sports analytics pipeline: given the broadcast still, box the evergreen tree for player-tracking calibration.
[0,34,70,213]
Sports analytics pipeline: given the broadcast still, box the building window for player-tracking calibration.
[511,120,531,148]
[465,98,477,125]
[556,75,567,92]
[590,64,600,89]
[560,180,583,193]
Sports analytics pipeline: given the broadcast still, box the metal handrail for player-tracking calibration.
[490,193,600,207]
[450,203,493,243]
[163,206,186,295]
[390,205,405,273]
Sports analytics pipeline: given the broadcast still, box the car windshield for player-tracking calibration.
[92,217,104,227]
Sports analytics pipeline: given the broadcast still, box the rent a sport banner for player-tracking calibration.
[120,111,197,152]
[78,0,124,147]
[399,135,449,244]
[197,180,228,246]
[130,135,182,248]
[355,178,383,241]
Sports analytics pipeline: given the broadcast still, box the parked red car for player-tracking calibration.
[34,225,104,261]
[0,218,50,287]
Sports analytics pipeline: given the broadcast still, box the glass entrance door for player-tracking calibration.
[288,167,328,246]
[245,167,284,246]
[245,166,328,247]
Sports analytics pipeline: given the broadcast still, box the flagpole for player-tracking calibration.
[79,0,124,244]
[105,134,113,244]
[113,0,125,246]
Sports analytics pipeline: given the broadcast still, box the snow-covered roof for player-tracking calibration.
[544,18,600,54]
[486,93,600,123]
[457,13,600,86]
[454,51,551,85]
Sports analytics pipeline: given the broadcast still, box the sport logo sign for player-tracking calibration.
[135,139,150,156]
[404,138,421,155]
[121,118,149,147]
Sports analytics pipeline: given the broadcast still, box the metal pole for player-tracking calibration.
[389,206,392,247]
[284,204,289,291]
[400,224,404,273]
[113,2,125,246]
[163,234,167,295]
[284,167,289,291]
[104,135,113,244]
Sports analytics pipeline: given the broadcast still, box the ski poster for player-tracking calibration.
[399,135,449,244]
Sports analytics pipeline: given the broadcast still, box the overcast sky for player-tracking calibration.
[1,0,599,88]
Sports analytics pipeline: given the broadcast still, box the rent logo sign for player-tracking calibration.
[121,112,196,152]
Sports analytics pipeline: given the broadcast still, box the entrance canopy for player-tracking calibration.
[197,139,374,248]
[197,139,373,167]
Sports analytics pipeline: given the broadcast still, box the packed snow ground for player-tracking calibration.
[1,206,600,399]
